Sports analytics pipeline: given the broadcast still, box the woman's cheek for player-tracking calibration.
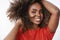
[29,13,35,17]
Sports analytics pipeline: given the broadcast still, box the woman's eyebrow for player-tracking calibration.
[32,8,42,11]
[32,9,37,11]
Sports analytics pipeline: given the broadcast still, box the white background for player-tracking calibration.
[0,0,60,40]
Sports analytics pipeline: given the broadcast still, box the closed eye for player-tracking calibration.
[32,11,36,13]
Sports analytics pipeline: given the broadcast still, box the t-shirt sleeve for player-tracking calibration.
[44,26,55,40]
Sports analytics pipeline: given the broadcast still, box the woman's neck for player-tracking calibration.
[32,24,38,29]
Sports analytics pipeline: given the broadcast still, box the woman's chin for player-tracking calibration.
[34,21,41,25]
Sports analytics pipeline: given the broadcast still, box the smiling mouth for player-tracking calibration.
[34,17,41,21]
[35,18,40,21]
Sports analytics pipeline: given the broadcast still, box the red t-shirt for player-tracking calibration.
[16,26,54,40]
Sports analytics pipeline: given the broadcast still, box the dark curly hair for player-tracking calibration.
[7,0,51,32]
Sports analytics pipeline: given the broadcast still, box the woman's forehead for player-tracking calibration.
[29,3,42,11]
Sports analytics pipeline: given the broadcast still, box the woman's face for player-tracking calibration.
[28,3,43,25]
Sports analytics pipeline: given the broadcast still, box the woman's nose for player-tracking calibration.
[36,12,40,17]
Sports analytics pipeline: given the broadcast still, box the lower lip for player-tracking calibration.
[35,20,40,22]
[36,20,40,22]
[35,21,40,24]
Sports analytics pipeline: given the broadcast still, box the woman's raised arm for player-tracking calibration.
[42,1,60,33]
[4,18,22,40]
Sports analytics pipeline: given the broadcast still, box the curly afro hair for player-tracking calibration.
[7,0,51,32]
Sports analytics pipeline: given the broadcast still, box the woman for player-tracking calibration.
[4,0,59,40]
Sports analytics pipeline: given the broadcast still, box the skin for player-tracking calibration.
[4,1,59,40]
[28,3,43,29]
[42,1,59,33]
[4,18,22,40]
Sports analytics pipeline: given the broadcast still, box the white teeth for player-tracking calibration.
[35,18,40,20]
[34,17,41,21]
